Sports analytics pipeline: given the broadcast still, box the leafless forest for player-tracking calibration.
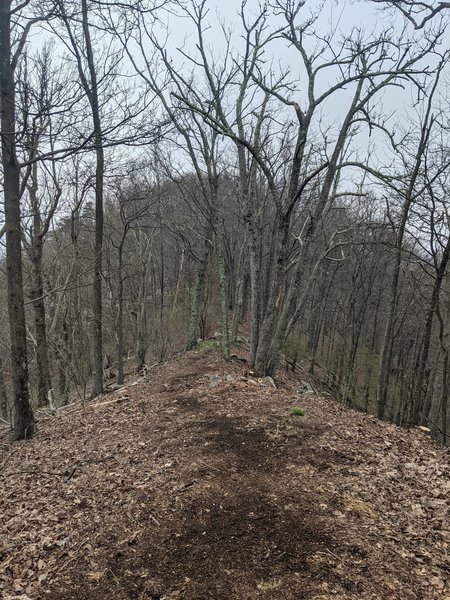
[1,0,450,443]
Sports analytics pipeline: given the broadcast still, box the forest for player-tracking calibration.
[1,0,450,445]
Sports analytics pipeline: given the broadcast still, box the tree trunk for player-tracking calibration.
[248,230,261,368]
[377,244,403,420]
[441,351,449,445]
[0,0,35,439]
[136,248,149,368]
[230,241,247,344]
[253,216,290,375]
[412,238,450,424]
[29,242,52,405]
[377,85,437,420]
[117,250,125,385]
[216,226,230,360]
[81,0,104,397]
[186,222,213,350]
[0,355,9,420]
[58,318,69,405]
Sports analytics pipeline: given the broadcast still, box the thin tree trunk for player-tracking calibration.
[231,241,247,344]
[136,293,148,367]
[0,355,8,420]
[404,333,424,425]
[29,243,52,405]
[58,318,69,405]
[342,320,364,407]
[441,352,448,444]
[326,310,340,388]
[377,229,406,421]
[412,238,450,424]
[216,226,230,360]
[309,316,323,375]
[363,291,382,413]
[117,249,125,385]
[186,222,213,350]
[377,78,439,421]
[248,230,261,367]
[79,0,104,396]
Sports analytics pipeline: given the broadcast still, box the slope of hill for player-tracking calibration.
[0,345,449,600]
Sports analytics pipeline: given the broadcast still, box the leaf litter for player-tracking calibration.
[0,346,449,599]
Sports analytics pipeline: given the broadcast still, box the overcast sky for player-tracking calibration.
[158,0,449,168]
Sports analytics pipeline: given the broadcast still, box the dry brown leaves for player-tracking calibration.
[0,348,449,599]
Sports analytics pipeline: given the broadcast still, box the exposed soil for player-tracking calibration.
[0,345,449,599]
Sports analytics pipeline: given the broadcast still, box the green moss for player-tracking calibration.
[290,407,306,416]
[195,339,218,352]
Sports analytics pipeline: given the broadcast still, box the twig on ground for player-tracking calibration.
[150,514,160,526]
[0,450,18,472]
[317,548,350,565]
[66,466,77,481]
[0,469,65,478]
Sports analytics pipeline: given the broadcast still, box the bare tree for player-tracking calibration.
[0,0,43,439]
[18,47,66,405]
[104,179,152,384]
[156,0,441,378]
[371,1,450,29]
[52,0,106,396]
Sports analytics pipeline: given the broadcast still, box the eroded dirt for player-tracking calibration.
[0,346,449,599]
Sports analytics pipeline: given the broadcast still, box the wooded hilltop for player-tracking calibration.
[0,0,450,445]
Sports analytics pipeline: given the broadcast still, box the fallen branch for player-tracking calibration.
[0,469,65,479]
[90,397,128,410]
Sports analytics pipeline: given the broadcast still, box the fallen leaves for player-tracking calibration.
[0,348,448,599]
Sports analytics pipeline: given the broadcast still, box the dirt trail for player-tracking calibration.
[0,347,449,599]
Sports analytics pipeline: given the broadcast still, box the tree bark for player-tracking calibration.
[117,248,125,385]
[230,242,247,344]
[0,0,35,439]
[186,222,213,350]
[0,355,9,420]
[253,216,290,375]
[412,238,450,424]
[80,0,104,396]
[216,225,230,360]
[29,241,52,405]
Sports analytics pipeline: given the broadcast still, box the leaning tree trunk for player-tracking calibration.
[412,238,450,425]
[436,300,450,444]
[377,85,437,420]
[0,1,34,439]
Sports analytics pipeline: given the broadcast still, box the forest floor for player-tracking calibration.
[0,343,449,600]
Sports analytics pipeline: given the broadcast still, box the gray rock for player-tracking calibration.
[298,381,315,394]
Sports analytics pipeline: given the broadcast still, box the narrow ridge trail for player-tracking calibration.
[0,346,449,599]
